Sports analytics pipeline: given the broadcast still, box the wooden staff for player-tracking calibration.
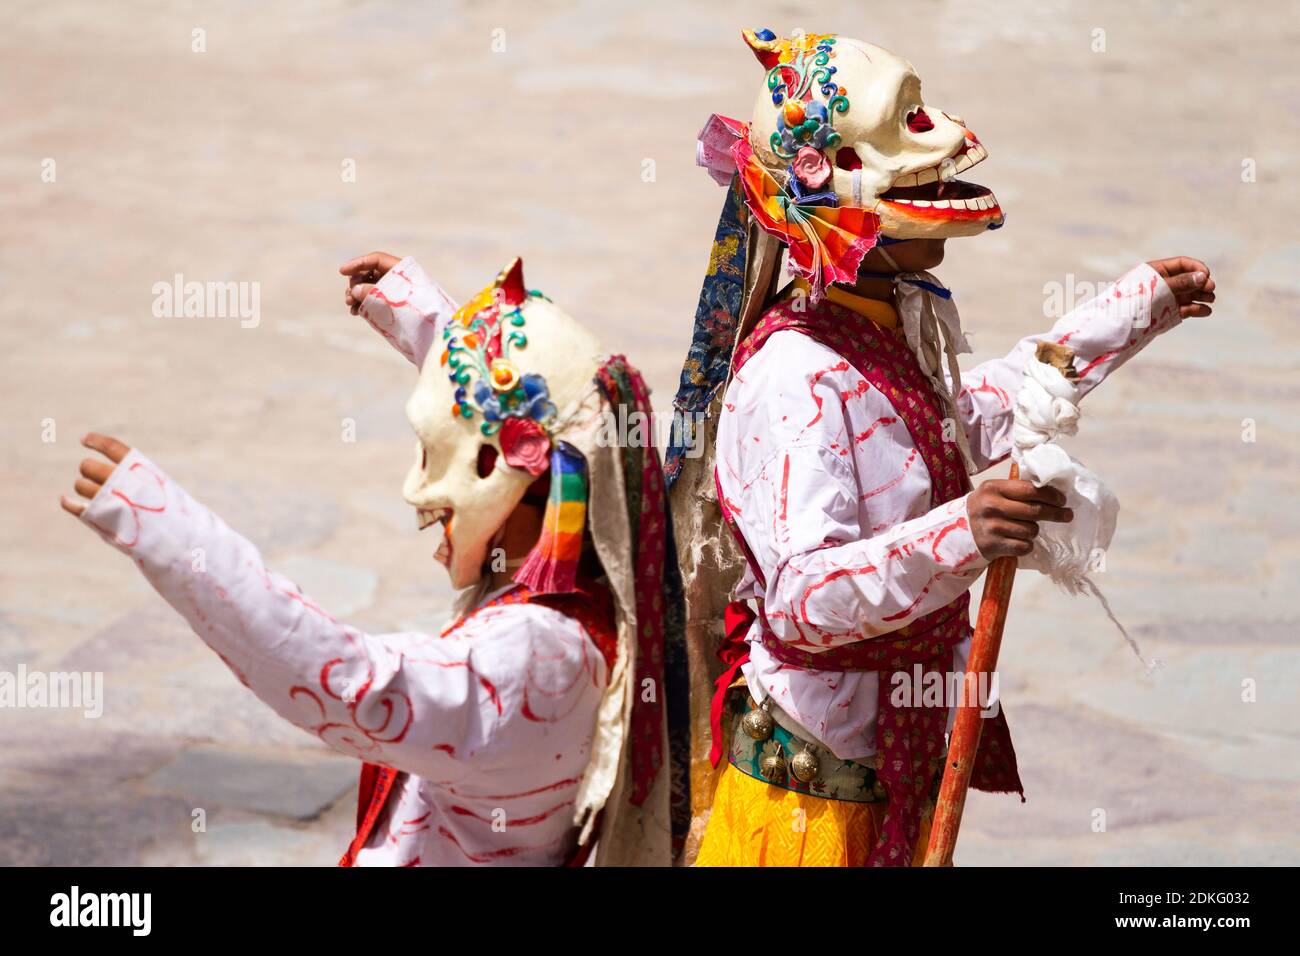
[923,343,1076,867]
[922,462,1018,867]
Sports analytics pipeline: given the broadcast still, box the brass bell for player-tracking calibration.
[759,744,787,782]
[741,698,775,741]
[789,744,821,784]
[872,779,888,801]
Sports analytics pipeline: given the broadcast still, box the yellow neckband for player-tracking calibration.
[791,278,899,329]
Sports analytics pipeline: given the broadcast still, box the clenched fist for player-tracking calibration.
[967,479,1072,560]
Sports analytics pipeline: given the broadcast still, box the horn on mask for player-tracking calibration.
[741,28,783,69]
[495,256,526,307]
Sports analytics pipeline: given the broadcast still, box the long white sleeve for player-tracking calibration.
[955,261,1181,470]
[358,257,458,367]
[78,451,607,787]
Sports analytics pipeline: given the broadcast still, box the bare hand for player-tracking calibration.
[967,479,1072,560]
[59,433,131,517]
[1147,257,1216,319]
[339,251,402,316]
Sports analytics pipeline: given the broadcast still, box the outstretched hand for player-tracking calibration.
[339,251,401,316]
[59,433,131,517]
[1147,257,1216,319]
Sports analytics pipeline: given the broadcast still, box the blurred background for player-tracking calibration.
[2,0,1297,864]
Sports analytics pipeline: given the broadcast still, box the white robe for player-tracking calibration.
[717,263,1180,759]
[79,257,610,865]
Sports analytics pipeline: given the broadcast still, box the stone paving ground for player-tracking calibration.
[1,0,1297,865]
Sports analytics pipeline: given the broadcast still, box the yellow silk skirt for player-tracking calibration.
[694,762,932,867]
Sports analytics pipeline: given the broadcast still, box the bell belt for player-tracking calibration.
[728,699,886,804]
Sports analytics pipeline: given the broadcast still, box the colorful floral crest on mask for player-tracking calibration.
[744,29,850,161]
[441,258,557,438]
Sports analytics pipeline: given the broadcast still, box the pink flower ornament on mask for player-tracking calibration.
[499,416,551,477]
[792,145,833,190]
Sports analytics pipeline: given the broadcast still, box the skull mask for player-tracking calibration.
[402,258,603,589]
[744,28,1003,240]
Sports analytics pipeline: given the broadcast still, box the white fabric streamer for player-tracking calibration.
[894,271,973,362]
[891,269,977,474]
[1011,359,1159,672]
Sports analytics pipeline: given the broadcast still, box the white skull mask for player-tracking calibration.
[402,259,603,588]
[744,29,1003,240]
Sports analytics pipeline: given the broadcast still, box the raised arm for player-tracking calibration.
[340,252,458,367]
[955,258,1213,470]
[61,435,604,781]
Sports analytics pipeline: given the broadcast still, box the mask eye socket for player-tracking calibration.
[476,444,498,478]
[835,147,862,172]
[906,108,934,133]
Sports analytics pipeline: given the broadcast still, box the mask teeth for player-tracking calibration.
[888,142,988,190]
[417,507,450,530]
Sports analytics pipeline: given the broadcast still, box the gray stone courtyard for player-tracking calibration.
[1,0,1297,865]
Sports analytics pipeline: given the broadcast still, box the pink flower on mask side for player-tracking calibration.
[499,416,551,477]
[792,146,832,191]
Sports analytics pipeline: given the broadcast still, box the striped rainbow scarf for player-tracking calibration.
[514,441,587,594]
